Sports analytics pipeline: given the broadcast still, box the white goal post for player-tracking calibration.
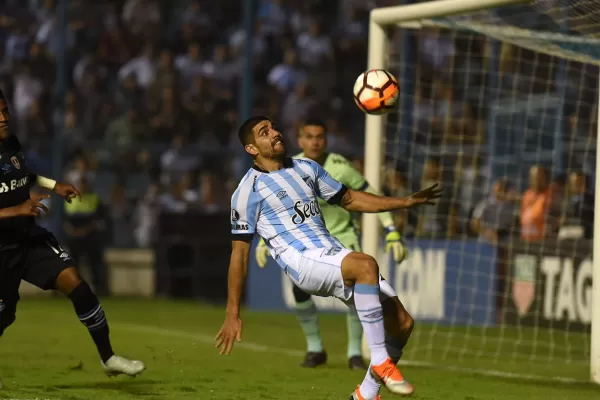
[361,0,600,384]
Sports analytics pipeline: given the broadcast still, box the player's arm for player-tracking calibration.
[225,239,251,317]
[0,193,50,218]
[339,186,441,213]
[310,159,442,213]
[32,174,81,203]
[334,157,397,229]
[216,188,260,355]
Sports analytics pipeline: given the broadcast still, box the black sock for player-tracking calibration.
[68,281,114,363]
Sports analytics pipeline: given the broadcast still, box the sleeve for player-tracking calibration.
[231,188,261,242]
[336,157,369,191]
[307,160,347,205]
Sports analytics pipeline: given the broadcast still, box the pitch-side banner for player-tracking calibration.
[246,239,498,326]
[502,239,592,332]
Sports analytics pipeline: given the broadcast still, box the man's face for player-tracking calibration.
[247,120,286,159]
[298,124,326,160]
[0,99,10,138]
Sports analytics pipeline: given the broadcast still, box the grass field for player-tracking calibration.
[0,297,598,400]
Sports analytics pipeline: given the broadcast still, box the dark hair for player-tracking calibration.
[302,118,326,131]
[238,116,270,146]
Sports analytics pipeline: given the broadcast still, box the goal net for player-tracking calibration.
[363,0,598,382]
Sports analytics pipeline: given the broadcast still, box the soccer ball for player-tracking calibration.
[353,69,399,115]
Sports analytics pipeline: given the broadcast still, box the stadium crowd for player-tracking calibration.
[0,0,595,249]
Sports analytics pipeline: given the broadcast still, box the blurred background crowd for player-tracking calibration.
[0,0,596,252]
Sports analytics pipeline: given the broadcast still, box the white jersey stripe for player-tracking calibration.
[230,158,345,267]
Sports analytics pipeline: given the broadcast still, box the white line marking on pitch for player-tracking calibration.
[114,322,590,385]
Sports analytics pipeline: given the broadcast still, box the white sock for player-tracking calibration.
[354,284,388,366]
[359,335,406,399]
[359,367,381,399]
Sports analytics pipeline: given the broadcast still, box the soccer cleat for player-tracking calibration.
[349,385,381,400]
[300,351,327,368]
[348,355,368,370]
[102,355,146,377]
[370,358,414,396]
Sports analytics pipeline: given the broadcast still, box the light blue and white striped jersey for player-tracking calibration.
[230,157,346,266]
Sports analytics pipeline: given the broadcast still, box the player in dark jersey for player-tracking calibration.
[0,90,145,387]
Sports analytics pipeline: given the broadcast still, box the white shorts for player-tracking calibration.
[278,247,397,304]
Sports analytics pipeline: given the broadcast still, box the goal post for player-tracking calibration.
[361,0,600,383]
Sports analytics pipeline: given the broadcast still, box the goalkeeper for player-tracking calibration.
[255,119,407,370]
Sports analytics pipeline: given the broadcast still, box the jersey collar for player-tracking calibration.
[252,157,293,173]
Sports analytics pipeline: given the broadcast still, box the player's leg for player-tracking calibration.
[24,232,145,377]
[353,277,414,399]
[336,232,367,370]
[0,247,30,389]
[292,284,327,368]
[340,252,413,396]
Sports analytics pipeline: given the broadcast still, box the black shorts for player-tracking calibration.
[0,230,75,333]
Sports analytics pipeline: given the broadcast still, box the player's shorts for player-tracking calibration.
[0,229,75,335]
[334,230,362,252]
[279,246,397,304]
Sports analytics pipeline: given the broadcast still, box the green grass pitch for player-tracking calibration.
[0,297,597,399]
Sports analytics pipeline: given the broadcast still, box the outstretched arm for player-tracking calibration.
[215,239,251,355]
[339,183,442,213]
[226,239,251,316]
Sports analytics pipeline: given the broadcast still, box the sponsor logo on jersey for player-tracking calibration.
[1,164,11,174]
[10,156,19,169]
[232,223,249,231]
[292,199,322,224]
[276,190,288,200]
[0,176,28,193]
[231,208,240,221]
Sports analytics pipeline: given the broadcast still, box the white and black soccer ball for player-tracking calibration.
[353,69,399,115]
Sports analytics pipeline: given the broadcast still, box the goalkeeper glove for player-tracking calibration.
[255,239,270,268]
[385,226,408,263]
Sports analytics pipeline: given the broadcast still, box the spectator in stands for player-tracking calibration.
[415,158,456,238]
[63,177,109,296]
[560,171,594,240]
[520,165,550,242]
[470,178,518,244]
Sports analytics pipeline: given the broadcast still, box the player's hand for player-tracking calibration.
[54,183,82,203]
[255,239,269,268]
[406,183,443,207]
[385,228,408,263]
[215,313,243,355]
[16,194,50,217]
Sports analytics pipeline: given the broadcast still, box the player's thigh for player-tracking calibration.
[24,233,76,291]
[280,247,354,301]
[335,231,362,253]
[0,246,27,334]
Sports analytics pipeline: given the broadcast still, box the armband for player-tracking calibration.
[37,176,57,190]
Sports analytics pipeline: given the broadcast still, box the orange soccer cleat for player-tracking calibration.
[369,358,414,396]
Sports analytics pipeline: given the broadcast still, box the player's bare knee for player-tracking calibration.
[359,255,379,284]
[55,266,82,295]
[400,311,415,337]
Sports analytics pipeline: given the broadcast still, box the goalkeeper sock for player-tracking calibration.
[346,304,364,358]
[354,284,388,366]
[295,298,324,353]
[358,334,407,398]
[68,281,114,363]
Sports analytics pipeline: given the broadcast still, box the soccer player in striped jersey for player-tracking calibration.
[216,116,442,399]
[254,119,408,371]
